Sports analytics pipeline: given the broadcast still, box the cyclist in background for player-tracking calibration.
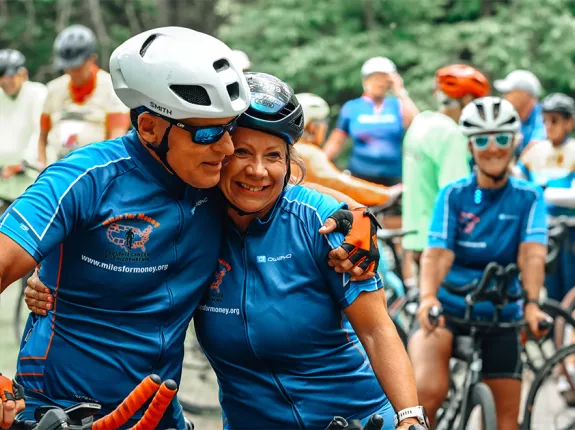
[295,92,401,207]
[323,56,419,187]
[37,24,130,166]
[0,49,47,201]
[494,69,546,156]
[402,65,490,268]
[516,93,575,303]
[409,97,549,430]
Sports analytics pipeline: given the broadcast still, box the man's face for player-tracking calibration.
[543,112,574,145]
[161,116,236,189]
[0,70,25,97]
[503,90,532,113]
[65,56,96,84]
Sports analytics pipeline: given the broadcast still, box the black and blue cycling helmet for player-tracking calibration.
[54,25,96,70]
[0,49,25,77]
[542,93,575,117]
[238,72,304,145]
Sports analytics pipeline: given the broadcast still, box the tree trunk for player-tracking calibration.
[481,0,493,16]
[23,0,37,45]
[87,0,112,69]
[125,0,143,34]
[0,0,9,28]
[56,0,73,32]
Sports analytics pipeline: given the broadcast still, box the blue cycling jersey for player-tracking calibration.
[428,174,548,319]
[194,185,392,430]
[336,96,404,179]
[1,130,225,428]
[517,103,546,155]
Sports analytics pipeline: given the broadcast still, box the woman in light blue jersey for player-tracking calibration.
[323,56,419,186]
[409,97,550,430]
[192,72,426,430]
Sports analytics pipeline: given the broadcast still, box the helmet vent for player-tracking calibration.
[213,59,230,72]
[476,103,486,121]
[493,101,501,118]
[278,100,297,118]
[139,34,158,57]
[227,82,239,101]
[170,85,211,106]
[500,116,516,126]
[462,120,481,129]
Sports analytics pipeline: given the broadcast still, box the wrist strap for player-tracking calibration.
[525,298,539,307]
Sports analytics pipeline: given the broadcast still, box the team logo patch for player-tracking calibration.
[102,213,160,261]
[210,259,232,295]
[459,211,480,234]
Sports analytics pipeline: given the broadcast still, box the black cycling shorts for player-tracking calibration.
[445,319,523,380]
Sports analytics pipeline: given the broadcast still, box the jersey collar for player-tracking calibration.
[225,187,288,235]
[123,129,186,196]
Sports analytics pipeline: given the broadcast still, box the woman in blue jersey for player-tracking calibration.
[323,56,419,186]
[193,72,427,430]
[408,97,550,430]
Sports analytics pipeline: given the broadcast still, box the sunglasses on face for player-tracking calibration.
[470,133,514,151]
[154,113,238,145]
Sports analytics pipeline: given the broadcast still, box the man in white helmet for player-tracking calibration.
[0,27,380,429]
[494,69,546,156]
[0,49,47,202]
[295,92,401,207]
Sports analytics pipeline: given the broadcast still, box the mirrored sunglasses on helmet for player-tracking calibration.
[154,113,238,145]
[470,132,514,151]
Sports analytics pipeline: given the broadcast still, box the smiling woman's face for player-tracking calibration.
[219,127,288,221]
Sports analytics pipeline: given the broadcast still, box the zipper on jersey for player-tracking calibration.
[239,232,305,429]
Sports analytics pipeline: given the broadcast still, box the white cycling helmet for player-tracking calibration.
[109,26,250,119]
[459,96,521,136]
[361,56,396,79]
[230,49,251,72]
[296,93,330,128]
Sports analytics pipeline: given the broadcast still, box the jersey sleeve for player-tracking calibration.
[437,129,470,188]
[292,186,384,308]
[335,101,352,134]
[427,184,458,250]
[0,159,100,261]
[521,186,548,245]
[530,118,547,142]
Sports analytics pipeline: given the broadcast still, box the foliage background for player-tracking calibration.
[2,0,575,162]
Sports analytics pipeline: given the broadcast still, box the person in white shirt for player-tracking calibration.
[0,49,47,202]
[38,25,130,166]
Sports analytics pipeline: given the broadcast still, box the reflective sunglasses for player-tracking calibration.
[470,133,514,151]
[154,113,238,145]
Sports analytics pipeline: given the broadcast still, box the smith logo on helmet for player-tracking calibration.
[150,101,172,116]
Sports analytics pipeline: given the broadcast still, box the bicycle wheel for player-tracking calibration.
[462,382,497,430]
[178,324,221,415]
[554,288,575,349]
[520,344,575,430]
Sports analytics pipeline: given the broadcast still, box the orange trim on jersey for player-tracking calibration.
[106,113,131,137]
[40,113,52,132]
[340,311,367,361]
[69,64,99,104]
[16,373,43,377]
[27,387,44,393]
[20,244,64,361]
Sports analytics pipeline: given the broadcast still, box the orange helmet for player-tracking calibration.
[435,64,490,99]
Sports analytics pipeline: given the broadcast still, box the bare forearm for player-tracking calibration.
[309,171,391,207]
[399,95,419,128]
[419,248,454,299]
[37,132,48,166]
[361,314,419,410]
[323,132,346,160]
[519,254,545,301]
[304,182,364,210]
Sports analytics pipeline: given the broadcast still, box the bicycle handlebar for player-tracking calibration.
[429,305,553,331]
[9,375,177,430]
[325,413,384,430]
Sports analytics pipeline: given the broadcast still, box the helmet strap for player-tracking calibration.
[477,165,507,183]
[145,123,177,176]
[227,200,260,217]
